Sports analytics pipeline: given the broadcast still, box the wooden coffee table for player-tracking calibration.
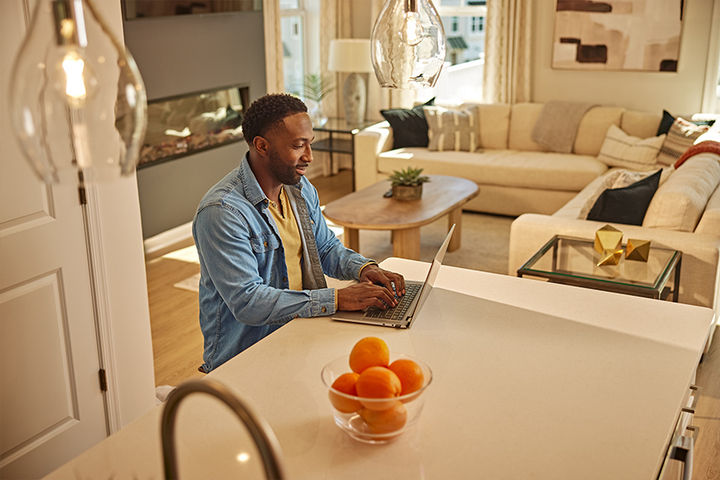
[322,175,478,260]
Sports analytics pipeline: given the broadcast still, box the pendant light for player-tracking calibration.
[9,0,147,186]
[370,0,447,89]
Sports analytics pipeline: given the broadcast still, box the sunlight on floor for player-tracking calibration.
[162,245,200,264]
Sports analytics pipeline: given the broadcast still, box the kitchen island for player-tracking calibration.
[45,258,714,479]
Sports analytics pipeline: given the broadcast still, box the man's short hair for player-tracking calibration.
[242,93,308,144]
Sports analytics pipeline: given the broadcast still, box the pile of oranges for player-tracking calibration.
[329,337,425,434]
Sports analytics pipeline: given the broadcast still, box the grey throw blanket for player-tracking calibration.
[531,101,597,153]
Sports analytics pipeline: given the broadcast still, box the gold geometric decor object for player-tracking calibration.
[594,224,623,254]
[626,238,651,262]
[597,249,624,267]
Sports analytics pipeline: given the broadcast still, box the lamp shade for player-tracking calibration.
[328,39,373,73]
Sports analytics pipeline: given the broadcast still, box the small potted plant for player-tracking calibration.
[388,167,430,201]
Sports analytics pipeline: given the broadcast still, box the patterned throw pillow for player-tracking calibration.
[423,106,477,152]
[597,125,665,171]
[656,117,711,166]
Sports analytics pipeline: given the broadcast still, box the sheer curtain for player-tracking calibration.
[263,0,284,93]
[482,0,532,104]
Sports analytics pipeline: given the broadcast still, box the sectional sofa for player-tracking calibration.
[354,103,720,316]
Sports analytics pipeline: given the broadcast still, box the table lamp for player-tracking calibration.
[328,39,373,126]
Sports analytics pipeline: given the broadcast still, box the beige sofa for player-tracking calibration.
[355,102,662,216]
[355,103,720,317]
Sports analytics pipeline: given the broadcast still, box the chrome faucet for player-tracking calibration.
[160,378,286,480]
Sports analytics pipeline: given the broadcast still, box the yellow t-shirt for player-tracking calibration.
[268,187,303,290]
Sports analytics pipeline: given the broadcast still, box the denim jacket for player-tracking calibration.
[193,155,373,371]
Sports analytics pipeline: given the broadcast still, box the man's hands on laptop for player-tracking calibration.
[336,265,406,311]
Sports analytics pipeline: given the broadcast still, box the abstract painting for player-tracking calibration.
[552,0,684,71]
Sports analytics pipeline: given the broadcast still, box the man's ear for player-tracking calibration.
[252,136,269,156]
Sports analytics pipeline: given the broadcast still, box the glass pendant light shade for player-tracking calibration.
[9,0,147,185]
[370,0,446,89]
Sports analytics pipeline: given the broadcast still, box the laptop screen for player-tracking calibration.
[407,224,455,318]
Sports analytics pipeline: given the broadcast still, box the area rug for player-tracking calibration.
[173,211,513,293]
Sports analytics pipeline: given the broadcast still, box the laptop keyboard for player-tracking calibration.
[365,283,421,321]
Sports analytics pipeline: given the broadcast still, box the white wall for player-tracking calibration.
[354,1,716,114]
[532,0,716,114]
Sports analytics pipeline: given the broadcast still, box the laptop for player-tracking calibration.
[332,224,455,329]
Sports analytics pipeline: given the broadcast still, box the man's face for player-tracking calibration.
[264,112,314,185]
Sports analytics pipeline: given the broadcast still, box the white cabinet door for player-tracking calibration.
[0,1,108,477]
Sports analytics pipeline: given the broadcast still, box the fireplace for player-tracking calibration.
[139,84,249,168]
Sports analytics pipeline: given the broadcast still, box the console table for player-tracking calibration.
[44,259,713,480]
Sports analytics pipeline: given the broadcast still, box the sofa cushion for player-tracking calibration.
[597,125,665,171]
[621,110,661,139]
[643,154,720,232]
[469,104,511,150]
[380,97,435,149]
[377,148,607,191]
[695,183,720,235]
[574,106,625,156]
[656,116,711,166]
[586,169,661,225]
[508,103,546,152]
[424,106,477,152]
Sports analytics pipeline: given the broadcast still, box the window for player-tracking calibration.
[470,16,484,33]
[417,0,486,104]
[280,0,321,96]
[281,15,305,95]
[451,16,459,33]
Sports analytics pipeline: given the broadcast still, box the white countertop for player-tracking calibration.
[45,258,715,480]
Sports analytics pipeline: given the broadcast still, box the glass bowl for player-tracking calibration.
[320,354,433,444]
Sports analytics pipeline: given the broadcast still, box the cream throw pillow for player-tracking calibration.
[424,106,477,152]
[656,117,710,166]
[597,125,665,171]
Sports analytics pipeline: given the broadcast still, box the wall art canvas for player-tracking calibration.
[552,0,684,71]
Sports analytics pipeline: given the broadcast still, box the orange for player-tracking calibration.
[389,359,424,396]
[355,366,402,410]
[349,337,390,374]
[359,402,407,434]
[329,372,361,413]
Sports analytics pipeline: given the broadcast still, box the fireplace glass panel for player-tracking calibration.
[124,1,262,20]
[139,85,249,168]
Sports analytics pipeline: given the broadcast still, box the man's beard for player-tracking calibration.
[268,151,302,185]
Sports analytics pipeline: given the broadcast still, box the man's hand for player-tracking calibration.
[337,282,399,311]
[359,264,406,296]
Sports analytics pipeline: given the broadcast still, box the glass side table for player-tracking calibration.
[313,118,378,191]
[517,235,682,301]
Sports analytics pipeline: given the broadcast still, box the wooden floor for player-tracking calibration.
[145,169,720,478]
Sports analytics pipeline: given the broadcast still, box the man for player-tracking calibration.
[193,93,405,372]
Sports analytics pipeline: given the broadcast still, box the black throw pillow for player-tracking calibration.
[656,109,675,135]
[657,109,715,135]
[380,97,435,149]
[586,169,662,226]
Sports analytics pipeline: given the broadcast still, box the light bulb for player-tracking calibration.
[60,51,91,103]
[9,0,147,185]
[371,0,446,89]
[400,11,423,46]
